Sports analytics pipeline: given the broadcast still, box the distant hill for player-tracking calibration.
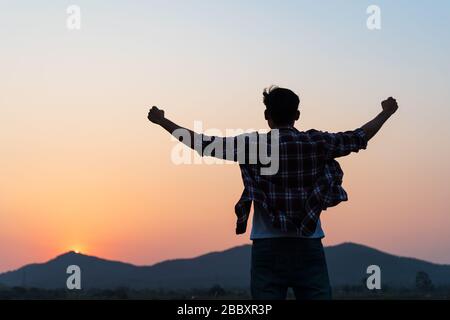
[1,243,450,289]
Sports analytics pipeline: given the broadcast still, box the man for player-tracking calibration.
[147,86,398,300]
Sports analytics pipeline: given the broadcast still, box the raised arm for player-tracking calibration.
[147,106,197,149]
[320,97,399,159]
[361,97,399,142]
[148,106,247,161]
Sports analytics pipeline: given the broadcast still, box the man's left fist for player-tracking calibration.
[381,97,399,115]
[148,106,165,124]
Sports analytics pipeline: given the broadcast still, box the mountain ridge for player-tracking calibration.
[1,242,449,289]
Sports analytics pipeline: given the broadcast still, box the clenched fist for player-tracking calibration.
[148,106,165,124]
[381,97,399,115]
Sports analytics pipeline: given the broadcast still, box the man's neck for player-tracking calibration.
[271,125,295,129]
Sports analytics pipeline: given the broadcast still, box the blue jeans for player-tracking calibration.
[251,238,332,300]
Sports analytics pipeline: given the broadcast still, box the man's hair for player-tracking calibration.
[263,86,300,125]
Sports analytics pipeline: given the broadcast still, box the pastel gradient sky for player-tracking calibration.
[1,0,449,272]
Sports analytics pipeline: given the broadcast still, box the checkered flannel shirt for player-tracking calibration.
[196,127,367,236]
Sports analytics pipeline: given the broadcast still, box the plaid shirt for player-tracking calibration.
[197,127,367,236]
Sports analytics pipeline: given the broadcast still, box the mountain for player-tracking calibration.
[0,243,450,289]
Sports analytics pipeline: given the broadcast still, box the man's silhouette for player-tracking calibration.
[147,86,398,300]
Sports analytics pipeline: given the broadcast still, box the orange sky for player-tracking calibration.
[1,1,450,272]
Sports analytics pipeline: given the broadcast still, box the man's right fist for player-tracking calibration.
[148,106,165,124]
[381,97,399,115]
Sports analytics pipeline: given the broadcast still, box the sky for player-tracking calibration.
[0,0,449,273]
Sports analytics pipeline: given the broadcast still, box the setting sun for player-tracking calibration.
[69,246,85,254]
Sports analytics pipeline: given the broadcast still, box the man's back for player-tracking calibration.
[234,127,368,236]
[249,127,366,241]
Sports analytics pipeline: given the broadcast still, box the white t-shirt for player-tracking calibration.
[250,202,325,240]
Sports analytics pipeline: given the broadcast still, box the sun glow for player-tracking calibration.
[69,245,85,254]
